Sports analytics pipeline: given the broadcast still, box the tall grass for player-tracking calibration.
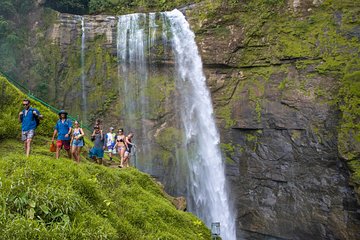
[0,75,210,239]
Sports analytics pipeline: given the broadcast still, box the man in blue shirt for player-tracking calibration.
[18,99,43,157]
[52,110,72,159]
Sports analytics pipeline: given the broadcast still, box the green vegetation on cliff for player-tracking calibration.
[0,75,210,239]
[44,0,200,14]
[189,0,360,196]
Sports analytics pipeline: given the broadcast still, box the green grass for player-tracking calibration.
[0,75,210,239]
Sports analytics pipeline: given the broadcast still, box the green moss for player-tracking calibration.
[215,104,236,129]
[145,74,175,120]
[155,127,183,152]
[290,130,302,141]
[248,80,264,123]
[220,143,237,164]
[245,132,261,152]
[278,78,288,91]
[338,71,360,164]
[246,134,257,142]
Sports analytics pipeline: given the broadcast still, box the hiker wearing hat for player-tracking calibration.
[51,110,72,159]
[105,126,116,161]
[18,99,43,157]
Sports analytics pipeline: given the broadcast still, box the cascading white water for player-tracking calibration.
[117,14,152,169]
[117,13,148,119]
[148,13,157,55]
[165,10,236,240]
[80,17,87,124]
[116,10,236,239]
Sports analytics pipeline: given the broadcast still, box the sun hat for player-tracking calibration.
[58,110,68,116]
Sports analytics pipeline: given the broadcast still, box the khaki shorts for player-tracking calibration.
[22,129,35,141]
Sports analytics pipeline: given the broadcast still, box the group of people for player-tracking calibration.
[88,121,135,168]
[19,99,135,168]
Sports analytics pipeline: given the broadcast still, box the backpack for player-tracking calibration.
[80,128,86,146]
[34,113,40,127]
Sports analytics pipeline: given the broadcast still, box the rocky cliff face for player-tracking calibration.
[186,0,360,239]
[2,0,359,239]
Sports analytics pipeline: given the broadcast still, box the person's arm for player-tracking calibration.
[52,129,58,142]
[33,109,43,119]
[91,130,96,141]
[65,120,72,138]
[124,137,130,150]
[18,111,23,123]
[65,127,72,139]
[70,130,74,144]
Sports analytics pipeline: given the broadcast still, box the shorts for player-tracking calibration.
[22,129,35,141]
[72,139,84,147]
[124,151,131,157]
[89,147,104,158]
[117,146,126,152]
[57,140,71,150]
[107,145,114,151]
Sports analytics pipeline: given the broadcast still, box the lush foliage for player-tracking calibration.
[0,143,209,239]
[45,0,89,14]
[0,0,35,74]
[89,0,199,14]
[0,76,210,239]
[0,76,58,139]
[43,0,199,15]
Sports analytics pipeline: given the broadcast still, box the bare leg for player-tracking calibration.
[118,148,123,168]
[120,148,125,167]
[77,147,82,163]
[26,139,32,157]
[56,146,60,159]
[71,146,77,160]
[66,149,71,159]
[24,140,28,156]
[123,156,128,168]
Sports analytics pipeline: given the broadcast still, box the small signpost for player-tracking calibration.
[211,222,220,239]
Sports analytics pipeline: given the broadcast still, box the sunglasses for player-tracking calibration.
[22,103,29,106]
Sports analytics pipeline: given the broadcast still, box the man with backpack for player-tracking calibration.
[18,99,43,157]
[52,110,72,159]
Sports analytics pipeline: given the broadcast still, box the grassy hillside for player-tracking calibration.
[0,75,210,239]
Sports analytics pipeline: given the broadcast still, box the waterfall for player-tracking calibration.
[117,14,152,170]
[164,10,236,239]
[148,13,157,56]
[117,13,147,121]
[116,10,236,239]
[80,16,87,124]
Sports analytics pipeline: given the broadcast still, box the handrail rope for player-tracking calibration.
[0,69,92,131]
